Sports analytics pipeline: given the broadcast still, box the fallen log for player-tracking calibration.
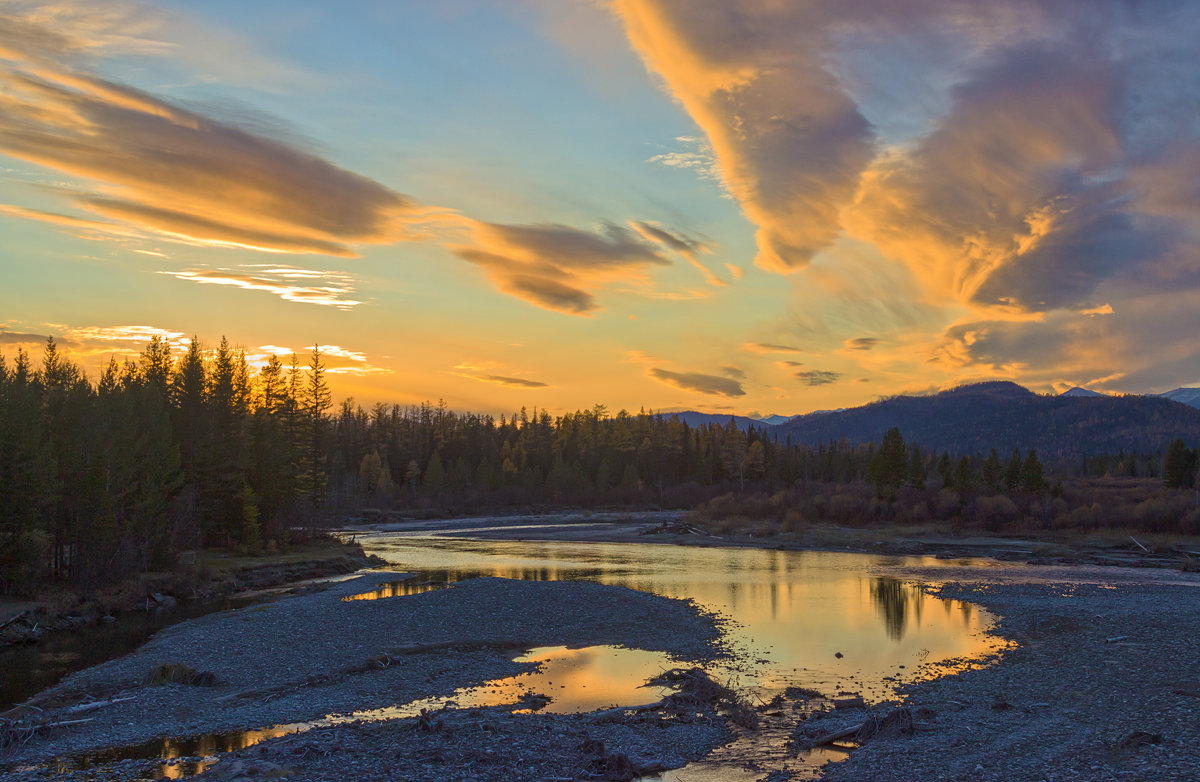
[62,696,135,715]
[799,724,861,750]
[0,611,28,632]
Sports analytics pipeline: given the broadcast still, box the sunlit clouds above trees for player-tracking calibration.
[3,0,1200,414]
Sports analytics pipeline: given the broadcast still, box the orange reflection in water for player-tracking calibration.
[357,536,1005,702]
[341,579,447,601]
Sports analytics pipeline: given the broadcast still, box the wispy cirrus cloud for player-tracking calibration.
[457,373,550,389]
[741,342,803,355]
[647,135,724,188]
[62,324,187,347]
[451,361,550,389]
[845,337,880,352]
[161,265,362,309]
[648,367,745,397]
[794,370,842,387]
[631,219,724,287]
[248,343,389,375]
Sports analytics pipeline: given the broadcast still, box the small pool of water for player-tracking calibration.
[60,643,675,779]
[0,596,256,714]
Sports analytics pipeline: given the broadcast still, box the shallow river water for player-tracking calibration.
[21,521,1009,780]
[357,529,1000,701]
[348,525,1005,780]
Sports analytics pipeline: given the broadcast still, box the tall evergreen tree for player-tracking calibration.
[304,346,332,506]
[868,428,907,497]
[1020,450,1046,493]
[1164,438,1196,489]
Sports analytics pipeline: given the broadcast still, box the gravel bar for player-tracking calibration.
[1,572,729,775]
[815,574,1200,782]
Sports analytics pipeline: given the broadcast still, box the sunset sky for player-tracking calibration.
[3,1,1200,417]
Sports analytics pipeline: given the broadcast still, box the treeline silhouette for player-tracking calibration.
[1,335,1195,596]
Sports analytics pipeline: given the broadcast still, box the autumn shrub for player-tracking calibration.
[935,489,961,520]
[1181,507,1200,535]
[975,495,1019,528]
[782,509,807,532]
[1133,498,1170,532]
[828,491,867,522]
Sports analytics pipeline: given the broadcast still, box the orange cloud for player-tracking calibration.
[648,367,745,397]
[455,373,550,389]
[612,0,874,273]
[449,219,675,315]
[0,23,437,258]
[741,342,803,355]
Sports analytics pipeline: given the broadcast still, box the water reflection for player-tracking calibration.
[341,579,448,601]
[354,533,1002,704]
[870,577,920,641]
[48,533,1005,780]
[61,644,675,779]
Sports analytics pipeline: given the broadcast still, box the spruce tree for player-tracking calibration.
[982,449,1002,490]
[868,428,906,498]
[1020,450,1046,494]
[304,347,332,506]
[1164,439,1195,489]
[1004,449,1022,492]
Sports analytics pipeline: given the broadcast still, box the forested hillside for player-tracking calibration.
[0,336,865,594]
[4,341,1197,597]
[777,382,1200,462]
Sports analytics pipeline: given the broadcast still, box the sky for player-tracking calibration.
[2,0,1200,417]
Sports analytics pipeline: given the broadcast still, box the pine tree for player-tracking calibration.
[954,456,974,492]
[907,444,925,489]
[937,452,953,487]
[982,449,1002,490]
[1020,450,1046,494]
[868,428,906,497]
[1004,448,1022,492]
[423,451,445,494]
[1164,438,1195,489]
[0,348,54,594]
[304,347,332,506]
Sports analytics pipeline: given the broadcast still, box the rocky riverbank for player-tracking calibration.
[797,566,1200,781]
[0,572,732,780]
[0,539,380,649]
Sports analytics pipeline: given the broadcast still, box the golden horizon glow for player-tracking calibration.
[3,1,1200,415]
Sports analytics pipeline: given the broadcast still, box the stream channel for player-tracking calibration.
[14,518,1008,780]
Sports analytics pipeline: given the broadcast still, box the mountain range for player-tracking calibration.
[665,382,1200,461]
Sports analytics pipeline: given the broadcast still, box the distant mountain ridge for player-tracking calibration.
[773,381,1200,462]
[1061,386,1106,397]
[1160,387,1200,408]
[662,411,771,432]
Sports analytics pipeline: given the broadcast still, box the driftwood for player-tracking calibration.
[800,724,862,749]
[0,716,94,755]
[1129,535,1151,553]
[1105,636,1130,643]
[641,521,722,539]
[797,708,919,751]
[62,696,135,715]
[0,611,28,632]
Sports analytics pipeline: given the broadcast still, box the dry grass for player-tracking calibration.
[144,663,217,687]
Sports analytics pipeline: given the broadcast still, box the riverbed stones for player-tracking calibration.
[3,572,729,775]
